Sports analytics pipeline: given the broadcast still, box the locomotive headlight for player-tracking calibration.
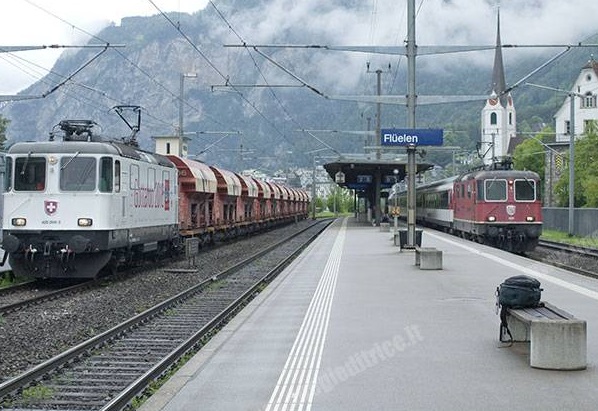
[487,216,496,222]
[11,218,27,226]
[526,216,535,222]
[77,218,93,227]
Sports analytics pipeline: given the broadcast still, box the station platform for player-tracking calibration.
[140,217,598,411]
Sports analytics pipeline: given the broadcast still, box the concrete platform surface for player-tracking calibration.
[140,217,598,411]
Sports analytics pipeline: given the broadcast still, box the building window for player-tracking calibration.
[582,92,596,108]
[490,112,497,125]
[508,112,513,125]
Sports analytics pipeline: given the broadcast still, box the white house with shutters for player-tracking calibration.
[553,59,598,142]
[544,59,598,206]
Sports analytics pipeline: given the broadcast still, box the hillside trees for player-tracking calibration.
[0,115,8,150]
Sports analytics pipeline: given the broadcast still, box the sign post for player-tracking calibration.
[381,128,443,248]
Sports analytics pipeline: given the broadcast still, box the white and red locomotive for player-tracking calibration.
[393,165,542,252]
[1,120,308,279]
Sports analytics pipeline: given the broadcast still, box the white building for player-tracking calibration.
[553,59,598,141]
[544,59,598,206]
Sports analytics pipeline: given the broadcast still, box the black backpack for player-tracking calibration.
[497,275,542,309]
[496,275,543,343]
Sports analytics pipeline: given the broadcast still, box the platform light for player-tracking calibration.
[487,216,496,222]
[11,217,26,226]
[77,218,93,227]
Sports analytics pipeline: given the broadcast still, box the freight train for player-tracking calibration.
[1,119,309,279]
[390,163,542,252]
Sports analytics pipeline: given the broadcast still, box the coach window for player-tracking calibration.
[485,179,507,201]
[514,179,536,201]
[15,156,46,191]
[114,160,121,192]
[440,191,449,208]
[60,157,96,192]
[99,157,113,192]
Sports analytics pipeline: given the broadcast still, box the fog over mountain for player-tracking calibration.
[2,0,598,171]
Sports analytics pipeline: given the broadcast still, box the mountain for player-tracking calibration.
[2,1,598,172]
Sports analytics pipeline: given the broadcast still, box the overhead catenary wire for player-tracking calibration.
[208,0,344,155]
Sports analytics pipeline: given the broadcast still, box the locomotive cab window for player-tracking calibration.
[15,156,46,191]
[4,157,12,191]
[484,179,507,201]
[514,179,536,201]
[60,157,96,191]
[99,157,113,192]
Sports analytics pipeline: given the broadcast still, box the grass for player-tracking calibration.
[315,211,352,218]
[0,273,26,289]
[21,385,54,403]
[540,229,598,248]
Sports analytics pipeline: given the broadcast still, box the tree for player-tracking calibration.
[512,127,551,181]
[554,122,598,207]
[0,115,9,150]
[326,186,354,214]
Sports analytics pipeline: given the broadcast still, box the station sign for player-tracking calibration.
[381,128,443,146]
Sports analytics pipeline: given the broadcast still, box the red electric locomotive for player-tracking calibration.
[394,165,543,253]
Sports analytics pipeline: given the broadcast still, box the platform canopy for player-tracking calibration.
[322,157,433,191]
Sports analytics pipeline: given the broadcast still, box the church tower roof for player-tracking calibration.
[491,10,508,106]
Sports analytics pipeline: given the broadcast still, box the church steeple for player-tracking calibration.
[481,7,516,166]
[491,10,507,106]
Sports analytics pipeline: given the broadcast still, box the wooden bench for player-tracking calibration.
[414,246,442,270]
[500,302,586,370]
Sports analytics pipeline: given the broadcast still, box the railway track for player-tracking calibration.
[530,239,598,279]
[0,219,332,410]
[0,279,94,315]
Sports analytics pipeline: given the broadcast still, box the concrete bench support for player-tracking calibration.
[501,302,587,370]
[414,246,443,270]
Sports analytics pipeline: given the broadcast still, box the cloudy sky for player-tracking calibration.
[0,0,208,94]
[1,0,598,95]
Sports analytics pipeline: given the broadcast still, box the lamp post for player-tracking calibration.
[179,72,197,157]
[393,168,399,233]
[312,156,317,219]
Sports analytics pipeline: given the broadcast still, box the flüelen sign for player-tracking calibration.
[381,128,443,146]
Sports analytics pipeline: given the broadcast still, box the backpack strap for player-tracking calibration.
[496,286,513,346]
[499,305,513,346]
